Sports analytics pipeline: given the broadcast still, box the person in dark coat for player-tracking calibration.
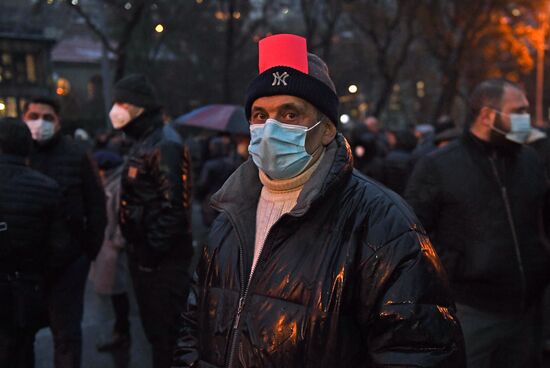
[405,78,550,367]
[381,129,417,195]
[196,136,240,227]
[22,96,107,368]
[89,150,131,352]
[352,131,384,181]
[412,123,436,163]
[0,118,71,367]
[110,74,193,368]
[172,34,465,368]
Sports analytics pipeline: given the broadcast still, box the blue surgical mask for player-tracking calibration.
[24,119,56,142]
[248,118,322,179]
[492,111,531,144]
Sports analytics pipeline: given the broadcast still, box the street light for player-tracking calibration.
[340,114,350,124]
[348,84,358,94]
[155,24,164,33]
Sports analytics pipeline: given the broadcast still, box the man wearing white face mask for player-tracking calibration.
[173,34,464,368]
[22,97,107,368]
[406,79,550,368]
[109,74,193,368]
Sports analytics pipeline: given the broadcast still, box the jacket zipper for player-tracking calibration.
[223,208,279,368]
[488,155,527,311]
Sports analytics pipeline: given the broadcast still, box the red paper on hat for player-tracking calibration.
[258,34,308,74]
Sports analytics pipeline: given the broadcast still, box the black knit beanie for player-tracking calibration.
[245,34,339,126]
[113,74,160,110]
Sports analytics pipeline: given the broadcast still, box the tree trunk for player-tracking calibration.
[431,68,459,122]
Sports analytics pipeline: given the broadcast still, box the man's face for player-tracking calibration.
[365,117,380,134]
[250,95,336,154]
[23,103,61,131]
[491,86,529,133]
[113,102,144,120]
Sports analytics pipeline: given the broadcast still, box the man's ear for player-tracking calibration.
[478,106,496,128]
[321,121,337,145]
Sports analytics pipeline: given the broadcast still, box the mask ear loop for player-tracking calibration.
[305,120,327,158]
[489,109,509,136]
[305,119,323,132]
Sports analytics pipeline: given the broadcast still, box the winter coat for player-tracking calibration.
[172,134,465,368]
[405,132,550,314]
[0,155,72,274]
[89,166,128,295]
[29,133,107,261]
[197,156,240,226]
[382,149,415,195]
[119,111,193,268]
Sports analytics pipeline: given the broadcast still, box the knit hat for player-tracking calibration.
[245,34,339,126]
[113,74,160,110]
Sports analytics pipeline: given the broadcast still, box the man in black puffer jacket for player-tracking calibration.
[405,79,550,367]
[172,34,464,368]
[0,118,71,367]
[110,74,193,368]
[22,97,106,368]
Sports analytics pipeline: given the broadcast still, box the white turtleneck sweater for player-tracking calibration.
[251,151,325,277]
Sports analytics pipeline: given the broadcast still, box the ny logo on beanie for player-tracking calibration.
[245,34,339,126]
[272,71,289,86]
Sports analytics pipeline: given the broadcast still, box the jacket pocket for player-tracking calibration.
[240,295,307,366]
[120,203,145,245]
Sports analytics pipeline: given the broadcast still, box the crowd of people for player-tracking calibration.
[0,32,550,368]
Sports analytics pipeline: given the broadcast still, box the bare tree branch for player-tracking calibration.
[65,0,116,52]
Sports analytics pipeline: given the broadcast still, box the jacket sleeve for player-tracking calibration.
[404,156,440,234]
[81,151,107,260]
[357,230,466,367]
[172,271,200,367]
[147,141,191,255]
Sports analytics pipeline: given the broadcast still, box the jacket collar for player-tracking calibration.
[32,131,62,152]
[122,109,163,140]
[210,133,354,218]
[0,154,27,166]
[462,131,521,158]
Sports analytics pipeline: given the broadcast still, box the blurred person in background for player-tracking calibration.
[196,136,240,227]
[22,97,107,368]
[352,131,384,181]
[89,150,131,352]
[406,79,550,367]
[381,129,417,195]
[110,74,193,368]
[0,118,71,368]
[412,123,436,163]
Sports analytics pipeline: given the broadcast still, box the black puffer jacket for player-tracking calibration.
[0,155,71,274]
[172,134,465,368]
[29,133,106,261]
[120,111,193,268]
[405,132,550,314]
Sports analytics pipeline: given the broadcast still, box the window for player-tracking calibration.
[0,52,40,84]
[26,54,36,83]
